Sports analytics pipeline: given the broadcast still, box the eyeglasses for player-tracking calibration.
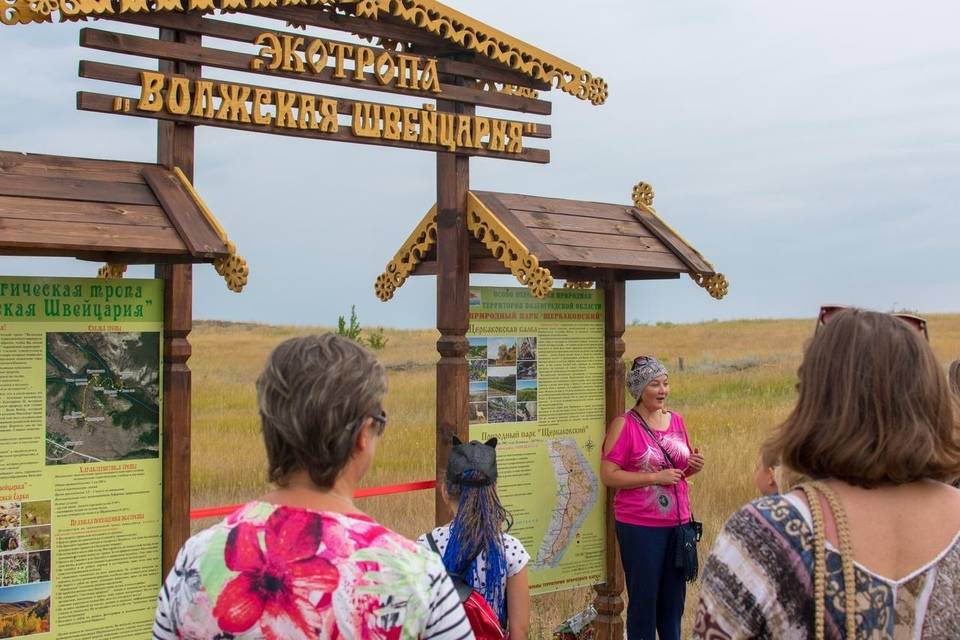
[369,410,388,435]
[816,305,929,341]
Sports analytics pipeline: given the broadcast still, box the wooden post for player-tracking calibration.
[157,23,199,576]
[594,276,626,639]
[434,97,472,525]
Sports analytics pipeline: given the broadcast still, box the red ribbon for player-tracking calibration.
[189,479,437,520]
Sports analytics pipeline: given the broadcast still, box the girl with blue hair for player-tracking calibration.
[418,437,530,639]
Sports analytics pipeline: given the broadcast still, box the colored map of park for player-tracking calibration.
[534,439,599,568]
[45,332,160,465]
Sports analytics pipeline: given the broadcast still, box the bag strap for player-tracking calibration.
[798,481,856,640]
[630,410,686,527]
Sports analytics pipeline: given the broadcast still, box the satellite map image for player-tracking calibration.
[45,332,160,465]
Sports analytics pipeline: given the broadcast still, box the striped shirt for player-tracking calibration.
[153,501,474,640]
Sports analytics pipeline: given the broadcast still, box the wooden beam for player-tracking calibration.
[141,165,226,258]
[79,27,552,116]
[593,277,626,640]
[78,60,551,140]
[77,91,551,164]
[434,94,472,525]
[630,207,714,274]
[156,22,198,582]
[111,11,550,94]
[0,173,157,205]
[238,6,555,92]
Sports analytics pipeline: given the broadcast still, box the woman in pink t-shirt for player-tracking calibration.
[600,356,705,640]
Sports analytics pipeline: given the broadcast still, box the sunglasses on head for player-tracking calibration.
[632,356,654,369]
[816,305,928,341]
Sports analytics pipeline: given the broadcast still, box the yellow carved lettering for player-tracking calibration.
[253,32,282,72]
[319,98,339,132]
[455,115,473,149]
[298,95,317,129]
[420,104,437,144]
[329,43,354,80]
[166,77,191,115]
[275,91,297,128]
[401,108,419,142]
[352,103,381,138]
[374,51,396,86]
[438,113,456,151]
[279,35,305,73]
[191,80,215,118]
[396,54,417,89]
[489,119,508,151]
[473,116,490,149]
[252,88,273,125]
[305,38,328,74]
[421,58,441,94]
[507,121,524,153]
[382,106,402,140]
[353,47,375,82]
[215,83,252,123]
[137,71,164,113]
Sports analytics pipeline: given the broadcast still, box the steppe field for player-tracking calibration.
[190,314,960,636]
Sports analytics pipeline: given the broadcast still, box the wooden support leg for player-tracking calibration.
[594,277,626,639]
[157,24,199,576]
[434,99,472,525]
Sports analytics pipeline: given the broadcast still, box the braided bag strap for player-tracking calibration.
[799,482,857,639]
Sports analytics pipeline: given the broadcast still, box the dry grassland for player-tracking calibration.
[189,315,960,636]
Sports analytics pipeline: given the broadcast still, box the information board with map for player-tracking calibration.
[467,286,606,595]
[0,276,162,639]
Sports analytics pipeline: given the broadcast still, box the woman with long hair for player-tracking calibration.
[600,356,705,640]
[694,308,960,638]
[419,437,530,640]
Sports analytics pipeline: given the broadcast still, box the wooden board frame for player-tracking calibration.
[1,5,633,636]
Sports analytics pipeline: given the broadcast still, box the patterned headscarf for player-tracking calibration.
[627,355,668,399]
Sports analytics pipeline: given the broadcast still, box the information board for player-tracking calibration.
[0,276,162,639]
[467,286,606,595]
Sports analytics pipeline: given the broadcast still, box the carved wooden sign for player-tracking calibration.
[77,24,553,162]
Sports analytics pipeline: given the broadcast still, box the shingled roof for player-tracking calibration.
[375,183,728,302]
[0,150,248,291]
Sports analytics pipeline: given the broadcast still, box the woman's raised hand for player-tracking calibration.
[656,469,684,485]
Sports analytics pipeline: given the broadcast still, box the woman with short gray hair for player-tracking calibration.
[154,334,474,640]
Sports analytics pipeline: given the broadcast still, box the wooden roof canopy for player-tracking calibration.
[375,182,729,301]
[0,150,248,291]
[0,0,607,107]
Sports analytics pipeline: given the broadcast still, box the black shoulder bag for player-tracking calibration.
[631,410,703,582]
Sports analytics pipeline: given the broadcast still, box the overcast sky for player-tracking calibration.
[2,1,959,328]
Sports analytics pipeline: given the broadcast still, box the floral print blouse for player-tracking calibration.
[153,501,474,640]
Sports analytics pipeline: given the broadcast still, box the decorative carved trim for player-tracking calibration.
[97,263,127,279]
[631,180,729,301]
[466,192,553,298]
[2,0,608,105]
[564,281,594,289]
[1,0,338,25]
[172,166,249,293]
[473,79,540,100]
[375,205,437,302]
[353,0,607,105]
[690,272,729,300]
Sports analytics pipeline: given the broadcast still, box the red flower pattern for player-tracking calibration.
[212,507,340,640]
